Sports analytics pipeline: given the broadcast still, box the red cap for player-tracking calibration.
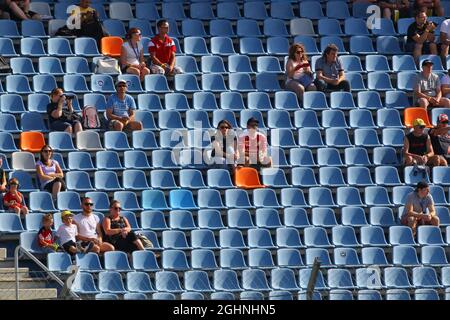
[438,114,449,123]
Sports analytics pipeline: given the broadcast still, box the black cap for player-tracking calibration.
[422,59,434,67]
[247,117,259,126]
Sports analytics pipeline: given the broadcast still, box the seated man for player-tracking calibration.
[414,60,450,109]
[313,44,350,93]
[406,10,438,64]
[413,0,444,16]
[428,113,450,165]
[401,181,439,236]
[403,118,441,167]
[238,117,272,169]
[106,80,142,132]
[379,0,411,20]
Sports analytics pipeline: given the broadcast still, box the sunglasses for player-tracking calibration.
[117,84,127,87]
[417,125,426,129]
[296,51,303,54]
[10,183,18,186]
[83,203,94,206]
[112,207,122,210]
[42,150,52,153]
[219,126,230,129]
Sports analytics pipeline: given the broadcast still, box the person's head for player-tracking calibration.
[323,44,338,63]
[50,88,64,103]
[422,59,433,73]
[415,10,427,25]
[61,210,74,226]
[109,200,121,217]
[413,118,426,134]
[416,181,430,198]
[288,43,307,61]
[79,0,91,9]
[8,178,19,191]
[217,119,232,135]
[126,27,141,43]
[115,80,128,94]
[42,213,53,229]
[81,197,94,214]
[40,145,53,162]
[246,117,259,130]
[0,157,3,167]
[157,19,169,36]
[437,113,449,128]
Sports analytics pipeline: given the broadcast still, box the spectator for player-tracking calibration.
[57,211,93,256]
[211,120,239,172]
[47,88,83,135]
[403,118,441,166]
[3,178,28,216]
[414,59,450,109]
[102,200,145,254]
[238,117,272,169]
[120,28,150,82]
[73,197,114,254]
[285,43,316,100]
[106,80,142,132]
[313,44,350,92]
[0,157,6,193]
[428,113,450,165]
[414,0,444,16]
[441,68,450,98]
[36,145,66,200]
[406,10,438,64]
[0,0,40,20]
[379,0,411,20]
[401,181,439,236]
[148,19,183,75]
[38,214,60,252]
[440,20,450,66]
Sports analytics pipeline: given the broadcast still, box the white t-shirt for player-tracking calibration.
[122,41,143,66]
[440,19,450,39]
[56,223,78,245]
[441,75,450,99]
[73,213,100,239]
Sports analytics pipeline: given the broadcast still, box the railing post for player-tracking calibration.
[306,257,321,301]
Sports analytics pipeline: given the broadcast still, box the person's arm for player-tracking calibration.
[428,203,436,218]
[412,26,434,44]
[54,162,64,178]
[403,135,421,160]
[169,51,176,72]
[337,70,345,83]
[149,44,164,67]
[233,137,239,160]
[405,201,423,219]
[123,217,132,233]
[120,46,129,69]
[440,31,450,46]
[414,78,433,101]
[50,98,65,119]
[105,99,125,121]
[102,217,123,236]
[36,164,55,182]
[441,78,450,96]
[425,136,435,158]
[316,70,336,84]
[285,59,297,79]
[211,141,224,158]
[139,48,146,65]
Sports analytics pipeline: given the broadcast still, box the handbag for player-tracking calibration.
[0,56,12,74]
[95,57,121,74]
[136,233,153,249]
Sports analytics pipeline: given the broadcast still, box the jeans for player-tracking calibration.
[314,79,351,92]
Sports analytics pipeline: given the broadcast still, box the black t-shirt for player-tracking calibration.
[429,128,450,155]
[406,132,428,156]
[211,133,237,157]
[407,22,428,44]
[47,102,78,124]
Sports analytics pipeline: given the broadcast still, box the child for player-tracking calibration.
[3,178,28,216]
[56,211,93,255]
[38,213,59,252]
[0,157,7,192]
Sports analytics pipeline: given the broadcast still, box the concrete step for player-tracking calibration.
[0,248,6,261]
[0,279,50,289]
[0,268,29,280]
[0,288,58,300]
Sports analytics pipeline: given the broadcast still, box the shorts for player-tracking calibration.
[43,178,66,193]
[405,41,435,54]
[108,119,133,132]
[401,215,434,226]
[50,120,79,132]
[62,240,77,253]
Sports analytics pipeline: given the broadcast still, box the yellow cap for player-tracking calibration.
[413,118,426,127]
[61,210,73,219]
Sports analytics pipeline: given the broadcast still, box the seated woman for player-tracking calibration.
[35,145,66,200]
[47,88,83,135]
[3,178,28,216]
[285,43,316,101]
[102,200,145,254]
[0,0,40,20]
[211,120,238,172]
[121,28,150,82]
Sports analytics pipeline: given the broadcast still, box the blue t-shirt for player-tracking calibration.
[106,93,136,118]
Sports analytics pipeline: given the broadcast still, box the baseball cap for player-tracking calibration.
[422,59,434,67]
[115,79,127,87]
[61,210,73,219]
[413,118,426,127]
[247,117,259,126]
[438,113,449,123]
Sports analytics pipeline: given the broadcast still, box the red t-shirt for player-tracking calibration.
[3,191,24,209]
[38,227,55,247]
[148,34,176,64]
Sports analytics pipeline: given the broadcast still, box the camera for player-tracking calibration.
[63,94,74,100]
[427,21,436,30]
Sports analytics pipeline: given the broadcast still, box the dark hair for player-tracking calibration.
[126,27,140,40]
[157,19,169,28]
[217,119,232,129]
[50,87,63,98]
[415,8,427,17]
[416,181,429,190]
[81,196,91,203]
[323,44,339,58]
[40,145,53,163]
[109,200,120,209]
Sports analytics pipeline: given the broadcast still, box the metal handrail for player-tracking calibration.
[14,246,81,300]
[306,257,321,301]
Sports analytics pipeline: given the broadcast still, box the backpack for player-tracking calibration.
[82,105,102,129]
[95,57,121,74]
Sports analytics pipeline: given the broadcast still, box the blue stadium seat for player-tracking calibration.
[169,190,199,210]
[361,247,391,267]
[421,245,449,266]
[57,191,81,212]
[71,272,100,294]
[98,271,127,294]
[300,1,324,19]
[10,57,37,75]
[415,289,440,300]
[94,171,123,191]
[240,37,266,56]
[150,170,179,190]
[0,213,24,234]
[306,247,333,267]
[104,251,131,272]
[214,269,243,292]
[372,18,398,36]
[360,226,390,247]
[75,252,103,272]
[334,247,362,267]
[418,226,446,246]
[242,269,271,291]
[162,231,191,250]
[20,38,46,57]
[74,37,101,57]
[328,269,357,290]
[267,37,289,56]
[248,248,275,269]
[393,245,420,266]
[389,226,417,246]
[413,267,443,289]
[184,270,214,293]
[368,72,394,91]
[386,289,411,300]
[344,18,370,36]
[91,74,115,93]
[102,19,126,37]
[377,36,403,54]
[392,55,417,72]
[299,268,329,290]
[322,110,349,129]
[318,18,344,36]
[140,210,168,231]
[162,250,190,271]
[219,229,248,249]
[191,249,218,270]
[184,36,210,56]
[144,75,172,93]
[319,167,347,187]
[201,56,226,74]
[0,38,18,57]
[317,148,343,167]
[182,19,207,37]
[277,248,305,268]
[374,166,403,186]
[157,110,185,129]
[304,226,333,248]
[170,210,197,231]
[227,209,255,230]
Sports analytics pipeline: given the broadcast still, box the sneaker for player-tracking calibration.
[84,241,94,253]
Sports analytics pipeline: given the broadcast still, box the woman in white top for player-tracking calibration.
[35,145,66,200]
[285,43,316,100]
[120,27,150,81]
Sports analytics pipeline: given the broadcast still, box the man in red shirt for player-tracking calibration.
[148,19,183,75]
[238,117,272,169]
